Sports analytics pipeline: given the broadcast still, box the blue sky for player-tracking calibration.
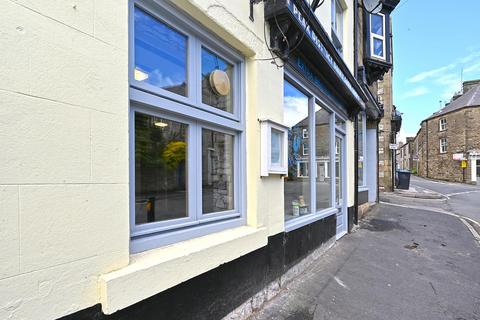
[392,0,480,141]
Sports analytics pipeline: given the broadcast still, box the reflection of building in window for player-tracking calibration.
[297,161,309,177]
[202,129,234,213]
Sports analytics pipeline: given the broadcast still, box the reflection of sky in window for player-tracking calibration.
[373,38,384,56]
[284,80,308,128]
[134,8,187,93]
[371,14,383,35]
[202,48,231,75]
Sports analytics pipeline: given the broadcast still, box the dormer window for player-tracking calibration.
[370,13,386,60]
[331,0,344,55]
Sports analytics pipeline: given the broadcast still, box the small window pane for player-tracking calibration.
[371,14,383,36]
[358,113,365,186]
[202,129,234,214]
[135,112,188,225]
[335,137,343,205]
[284,80,310,220]
[373,38,384,57]
[315,105,332,211]
[202,47,234,113]
[134,8,188,96]
[271,129,282,166]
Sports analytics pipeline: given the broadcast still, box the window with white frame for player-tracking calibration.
[130,2,244,253]
[283,78,336,224]
[370,13,386,60]
[302,128,309,139]
[358,112,366,186]
[440,138,447,154]
[439,118,447,131]
[331,0,344,55]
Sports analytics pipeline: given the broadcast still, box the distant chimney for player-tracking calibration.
[463,79,480,93]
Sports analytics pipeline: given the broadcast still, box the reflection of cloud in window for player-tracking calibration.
[149,69,176,87]
[284,96,308,128]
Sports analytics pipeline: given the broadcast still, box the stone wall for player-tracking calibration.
[377,70,395,192]
[414,106,480,183]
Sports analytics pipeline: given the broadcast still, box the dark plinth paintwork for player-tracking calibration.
[59,215,336,320]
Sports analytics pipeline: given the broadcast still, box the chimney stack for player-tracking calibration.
[463,79,480,93]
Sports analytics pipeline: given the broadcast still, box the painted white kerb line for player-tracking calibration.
[380,201,480,245]
[445,190,480,197]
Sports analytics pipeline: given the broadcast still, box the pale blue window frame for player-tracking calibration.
[284,69,348,232]
[129,0,246,253]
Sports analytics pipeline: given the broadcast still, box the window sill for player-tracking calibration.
[99,226,268,314]
[285,207,338,233]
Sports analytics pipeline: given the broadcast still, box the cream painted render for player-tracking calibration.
[0,1,357,319]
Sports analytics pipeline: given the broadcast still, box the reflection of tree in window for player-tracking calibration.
[202,48,234,113]
[134,112,188,225]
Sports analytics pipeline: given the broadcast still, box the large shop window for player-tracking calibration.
[130,3,244,253]
[283,79,337,227]
[358,112,366,187]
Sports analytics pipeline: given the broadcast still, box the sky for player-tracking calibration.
[392,0,480,142]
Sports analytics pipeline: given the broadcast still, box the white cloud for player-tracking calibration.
[407,65,452,83]
[406,51,480,84]
[464,61,480,73]
[283,96,309,128]
[402,86,429,98]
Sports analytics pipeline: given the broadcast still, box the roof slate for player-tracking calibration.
[427,83,480,120]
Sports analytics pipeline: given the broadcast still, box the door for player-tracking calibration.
[335,134,347,239]
[477,160,480,185]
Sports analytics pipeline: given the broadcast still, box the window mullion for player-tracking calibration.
[309,97,316,215]
[194,123,203,221]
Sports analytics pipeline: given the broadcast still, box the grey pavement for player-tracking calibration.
[249,202,480,320]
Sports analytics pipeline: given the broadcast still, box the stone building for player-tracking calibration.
[412,80,480,184]
[355,0,401,219]
[397,137,415,171]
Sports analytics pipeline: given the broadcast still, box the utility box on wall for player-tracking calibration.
[260,119,289,177]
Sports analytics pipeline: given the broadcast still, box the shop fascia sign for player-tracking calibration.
[287,0,362,103]
[452,153,466,161]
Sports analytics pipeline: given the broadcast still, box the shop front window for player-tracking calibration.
[130,2,244,253]
[315,104,332,211]
[284,80,311,220]
[283,78,337,225]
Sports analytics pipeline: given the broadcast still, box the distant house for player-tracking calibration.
[412,80,480,184]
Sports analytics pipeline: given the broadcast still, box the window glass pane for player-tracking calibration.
[271,129,282,166]
[335,0,343,40]
[202,47,234,113]
[284,80,310,220]
[336,116,345,131]
[202,129,234,214]
[358,113,365,186]
[335,137,343,205]
[134,8,187,96]
[315,105,332,211]
[371,14,383,36]
[373,38,384,57]
[135,112,188,225]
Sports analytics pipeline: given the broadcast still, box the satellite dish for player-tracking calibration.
[363,0,383,14]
